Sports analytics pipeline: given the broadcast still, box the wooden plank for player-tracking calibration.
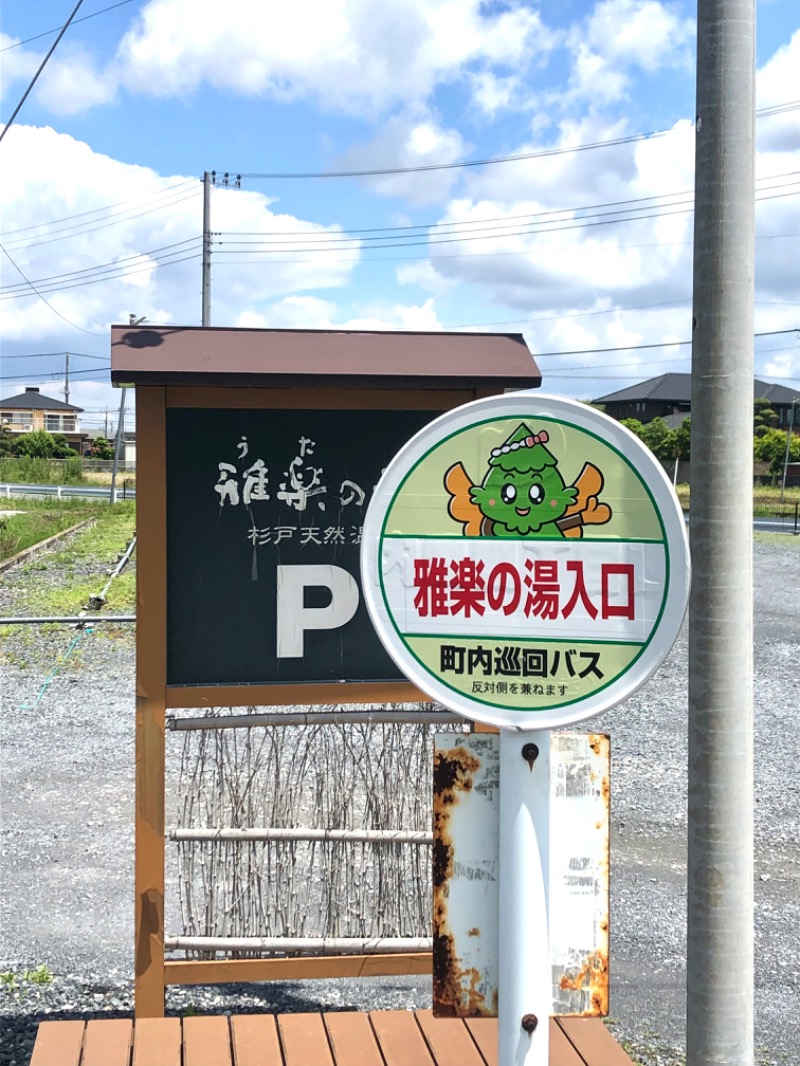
[456,1018,613,1066]
[132,1017,182,1066]
[323,1012,383,1066]
[30,1021,85,1066]
[165,952,432,985]
[549,1019,588,1066]
[557,1018,635,1066]
[166,387,475,410]
[278,1013,334,1066]
[165,681,429,709]
[135,385,168,1019]
[82,1019,133,1066]
[369,1011,435,1066]
[463,1019,497,1066]
[183,1016,234,1066]
[231,1015,283,1066]
[415,1011,486,1066]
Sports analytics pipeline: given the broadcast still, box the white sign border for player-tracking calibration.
[361,392,690,730]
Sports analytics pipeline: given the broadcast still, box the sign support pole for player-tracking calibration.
[498,729,551,1066]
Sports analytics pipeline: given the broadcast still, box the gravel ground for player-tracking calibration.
[1,530,798,1066]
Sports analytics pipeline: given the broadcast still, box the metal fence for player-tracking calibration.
[752,497,800,534]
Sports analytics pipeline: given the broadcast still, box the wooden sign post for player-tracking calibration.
[110,323,541,1017]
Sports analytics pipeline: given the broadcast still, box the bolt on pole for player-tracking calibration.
[688,1,755,1063]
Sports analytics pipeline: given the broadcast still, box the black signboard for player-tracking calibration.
[165,407,439,687]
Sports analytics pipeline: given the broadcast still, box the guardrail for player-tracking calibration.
[0,482,136,500]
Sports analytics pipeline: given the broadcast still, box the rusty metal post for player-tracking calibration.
[688,0,755,1062]
[498,729,550,1066]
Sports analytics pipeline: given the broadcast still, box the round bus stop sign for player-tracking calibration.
[361,392,690,729]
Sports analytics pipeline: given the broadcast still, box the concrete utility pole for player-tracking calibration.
[202,171,212,326]
[64,352,70,406]
[109,387,127,505]
[780,400,797,502]
[688,1,755,1064]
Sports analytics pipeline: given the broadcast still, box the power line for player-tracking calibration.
[1,351,106,359]
[508,328,798,360]
[233,102,800,182]
[3,173,794,300]
[0,251,202,301]
[0,243,102,333]
[238,130,674,180]
[213,186,799,256]
[1,188,202,251]
[0,237,201,294]
[0,180,196,239]
[221,170,800,240]
[1,0,134,52]
[0,366,111,383]
[0,0,86,145]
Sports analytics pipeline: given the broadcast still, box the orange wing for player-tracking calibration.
[444,462,484,536]
[559,463,613,538]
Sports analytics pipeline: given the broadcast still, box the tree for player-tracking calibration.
[51,434,79,459]
[15,429,57,458]
[89,436,114,460]
[675,417,691,460]
[754,397,779,438]
[620,418,645,440]
[753,428,800,474]
[640,417,678,460]
[0,424,14,456]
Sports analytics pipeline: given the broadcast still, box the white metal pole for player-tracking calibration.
[688,0,755,1062]
[498,729,551,1066]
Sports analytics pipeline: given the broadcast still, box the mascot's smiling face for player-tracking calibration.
[469,424,577,535]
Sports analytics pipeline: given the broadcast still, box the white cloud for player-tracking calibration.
[0,125,360,345]
[35,47,117,115]
[0,35,41,100]
[566,0,695,103]
[582,0,694,72]
[471,73,523,117]
[756,29,800,154]
[239,295,443,332]
[335,111,468,204]
[395,79,798,396]
[107,0,554,117]
[396,259,457,295]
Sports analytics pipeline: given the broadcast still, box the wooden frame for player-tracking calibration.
[126,321,541,1017]
[135,382,507,1016]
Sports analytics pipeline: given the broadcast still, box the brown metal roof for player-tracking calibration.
[110,325,541,390]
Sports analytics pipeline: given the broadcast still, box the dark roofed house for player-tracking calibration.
[0,386,87,450]
[594,373,800,431]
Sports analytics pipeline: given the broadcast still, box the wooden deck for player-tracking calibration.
[31,1011,634,1065]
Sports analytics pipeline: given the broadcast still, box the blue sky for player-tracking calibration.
[1,0,798,433]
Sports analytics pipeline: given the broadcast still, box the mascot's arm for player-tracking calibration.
[444,462,484,536]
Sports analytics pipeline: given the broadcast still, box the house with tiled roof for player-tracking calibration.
[594,373,800,430]
[0,386,87,451]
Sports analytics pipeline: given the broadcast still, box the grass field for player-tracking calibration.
[0,499,113,563]
[675,483,800,513]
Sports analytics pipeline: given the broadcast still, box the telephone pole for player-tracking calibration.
[64,352,70,406]
[201,171,241,326]
[202,171,212,326]
[687,1,755,1063]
